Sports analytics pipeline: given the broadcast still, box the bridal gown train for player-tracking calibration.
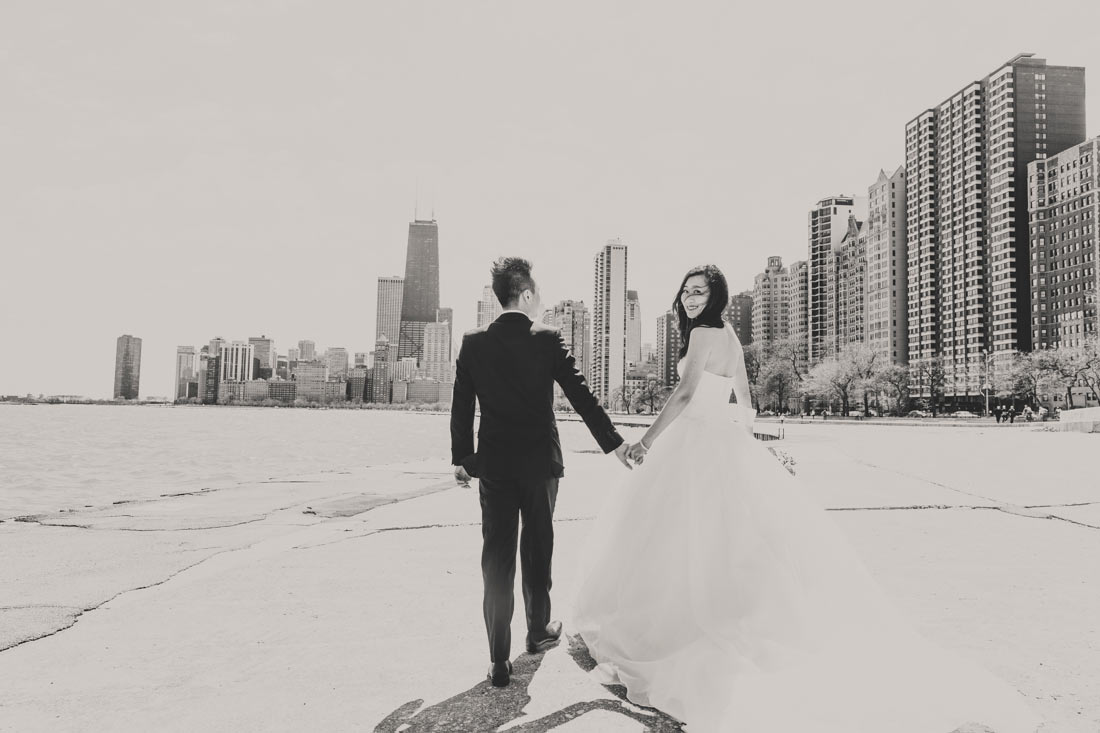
[572,365,1041,732]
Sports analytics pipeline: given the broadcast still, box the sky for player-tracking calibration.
[3,0,1100,398]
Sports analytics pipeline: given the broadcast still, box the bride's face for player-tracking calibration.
[680,274,710,319]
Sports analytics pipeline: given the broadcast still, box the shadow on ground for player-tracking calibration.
[374,634,684,732]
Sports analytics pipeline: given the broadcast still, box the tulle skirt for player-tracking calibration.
[572,412,1041,732]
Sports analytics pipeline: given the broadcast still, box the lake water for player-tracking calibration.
[0,404,628,520]
[0,404,455,519]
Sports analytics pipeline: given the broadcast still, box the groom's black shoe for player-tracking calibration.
[488,660,512,687]
[526,620,563,654]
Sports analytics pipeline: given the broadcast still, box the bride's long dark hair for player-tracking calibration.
[675,264,729,359]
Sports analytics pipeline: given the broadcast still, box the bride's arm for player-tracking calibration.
[730,334,752,409]
[637,327,717,452]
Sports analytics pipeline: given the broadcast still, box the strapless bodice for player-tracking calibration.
[677,360,753,425]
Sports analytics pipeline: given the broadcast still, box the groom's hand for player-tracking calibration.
[613,443,633,470]
[454,466,472,486]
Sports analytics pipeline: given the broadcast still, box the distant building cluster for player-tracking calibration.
[165,218,455,407]
[742,52,1096,414]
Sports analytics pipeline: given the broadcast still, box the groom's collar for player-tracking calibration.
[498,309,532,322]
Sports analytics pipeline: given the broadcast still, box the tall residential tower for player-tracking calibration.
[591,239,628,406]
[905,53,1085,407]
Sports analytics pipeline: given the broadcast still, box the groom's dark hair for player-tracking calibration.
[490,257,536,307]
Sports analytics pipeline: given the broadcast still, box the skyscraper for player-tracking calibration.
[626,290,642,368]
[175,346,196,400]
[371,336,392,403]
[786,260,809,374]
[218,341,256,383]
[399,219,440,363]
[905,53,1085,406]
[248,335,275,371]
[656,310,682,388]
[835,219,868,350]
[726,291,754,346]
[591,239,628,406]
[376,276,404,364]
[325,347,349,379]
[865,167,909,364]
[545,300,590,380]
[298,340,316,362]
[808,196,859,364]
[753,257,789,350]
[478,285,503,327]
[423,321,453,383]
[1027,135,1100,350]
[113,335,142,400]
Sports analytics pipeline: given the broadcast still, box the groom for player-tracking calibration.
[451,257,632,687]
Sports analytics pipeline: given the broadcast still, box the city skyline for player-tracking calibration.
[4,2,1100,398]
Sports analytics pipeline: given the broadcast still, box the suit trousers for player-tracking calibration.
[478,475,559,663]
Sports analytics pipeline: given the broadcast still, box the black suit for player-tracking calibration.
[450,311,623,663]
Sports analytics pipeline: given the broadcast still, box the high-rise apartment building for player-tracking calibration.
[656,310,682,388]
[591,239,628,406]
[113,335,142,400]
[726,291,754,346]
[808,197,859,364]
[626,290,642,368]
[376,276,405,361]
[785,260,809,373]
[287,347,300,363]
[354,352,369,368]
[219,341,256,383]
[399,219,440,362]
[906,53,1085,406]
[1028,136,1100,350]
[175,346,196,400]
[545,300,590,380]
[477,285,503,327]
[835,218,868,350]
[866,167,909,364]
[297,340,316,362]
[753,257,789,350]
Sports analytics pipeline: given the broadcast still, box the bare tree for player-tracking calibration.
[875,364,911,416]
[1035,347,1092,409]
[631,381,672,415]
[910,356,947,416]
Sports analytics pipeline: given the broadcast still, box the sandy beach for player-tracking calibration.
[1,411,1097,732]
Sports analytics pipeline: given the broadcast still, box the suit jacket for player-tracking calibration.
[450,312,624,480]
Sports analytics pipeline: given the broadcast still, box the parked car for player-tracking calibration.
[907,409,931,418]
[952,410,979,418]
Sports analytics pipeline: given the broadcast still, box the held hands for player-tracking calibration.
[613,439,650,469]
[625,440,649,465]
[612,443,633,470]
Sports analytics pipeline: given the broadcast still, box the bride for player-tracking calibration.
[572,264,1041,732]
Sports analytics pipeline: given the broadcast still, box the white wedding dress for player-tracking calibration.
[573,357,1041,732]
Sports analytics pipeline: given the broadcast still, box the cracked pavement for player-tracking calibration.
[0,419,1097,731]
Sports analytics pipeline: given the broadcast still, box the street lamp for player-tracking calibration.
[980,348,994,417]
